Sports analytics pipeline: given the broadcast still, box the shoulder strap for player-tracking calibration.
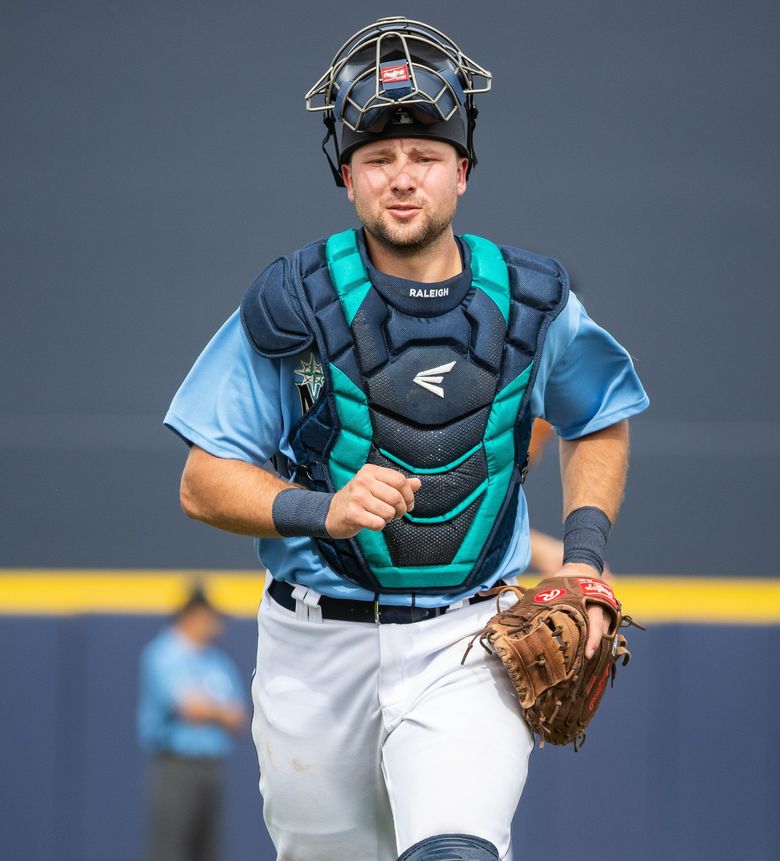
[462,234,511,323]
[325,230,373,326]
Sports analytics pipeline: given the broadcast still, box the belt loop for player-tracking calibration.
[373,592,380,625]
[292,585,323,622]
[303,587,323,623]
[292,585,309,620]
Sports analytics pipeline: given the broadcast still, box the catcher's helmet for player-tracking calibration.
[305,16,491,187]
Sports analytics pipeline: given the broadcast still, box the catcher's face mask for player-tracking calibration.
[305,16,492,187]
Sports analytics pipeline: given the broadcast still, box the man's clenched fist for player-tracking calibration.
[325,464,421,539]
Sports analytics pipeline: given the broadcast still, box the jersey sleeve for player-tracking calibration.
[136,642,175,752]
[530,292,649,439]
[164,310,291,464]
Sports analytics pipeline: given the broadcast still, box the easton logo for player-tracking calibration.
[534,588,565,604]
[412,361,456,398]
[381,63,410,84]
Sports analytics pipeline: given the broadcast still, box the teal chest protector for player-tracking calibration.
[241,229,568,594]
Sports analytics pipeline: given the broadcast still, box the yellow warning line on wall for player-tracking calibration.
[0,571,778,624]
[0,571,264,618]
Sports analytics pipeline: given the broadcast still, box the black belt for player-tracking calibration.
[267,578,501,625]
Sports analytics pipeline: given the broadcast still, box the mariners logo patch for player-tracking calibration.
[294,352,324,413]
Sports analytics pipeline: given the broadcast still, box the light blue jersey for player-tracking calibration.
[165,268,648,607]
[137,628,244,758]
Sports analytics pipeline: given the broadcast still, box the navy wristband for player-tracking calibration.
[272,488,334,538]
[562,506,611,574]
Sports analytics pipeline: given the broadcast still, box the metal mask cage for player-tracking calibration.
[305,17,492,187]
[305,16,491,129]
[334,61,464,133]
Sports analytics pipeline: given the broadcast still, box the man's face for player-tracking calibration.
[341,138,469,255]
[182,605,224,646]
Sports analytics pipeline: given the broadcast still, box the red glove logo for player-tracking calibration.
[587,667,610,711]
[577,577,618,609]
[534,588,565,603]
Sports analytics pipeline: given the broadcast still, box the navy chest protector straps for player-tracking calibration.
[241,229,568,594]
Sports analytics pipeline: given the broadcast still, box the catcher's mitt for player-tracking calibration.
[464,576,644,750]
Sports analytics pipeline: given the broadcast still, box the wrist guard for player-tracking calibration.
[272,488,334,538]
[562,506,611,574]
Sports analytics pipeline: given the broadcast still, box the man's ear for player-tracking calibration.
[456,157,469,196]
[341,164,355,201]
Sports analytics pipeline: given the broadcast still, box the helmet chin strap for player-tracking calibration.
[465,95,479,179]
[322,112,346,188]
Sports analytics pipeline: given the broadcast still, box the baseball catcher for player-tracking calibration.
[166,16,649,861]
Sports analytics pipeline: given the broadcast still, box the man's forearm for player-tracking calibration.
[555,421,630,647]
[214,702,247,733]
[559,420,629,523]
[180,445,290,537]
[180,446,421,541]
[178,694,247,733]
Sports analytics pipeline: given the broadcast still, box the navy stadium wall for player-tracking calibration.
[1,577,778,861]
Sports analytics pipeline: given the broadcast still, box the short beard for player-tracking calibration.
[357,198,457,257]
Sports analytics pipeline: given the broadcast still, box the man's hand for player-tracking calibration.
[325,464,421,539]
[552,562,612,659]
[474,572,637,747]
[178,695,246,733]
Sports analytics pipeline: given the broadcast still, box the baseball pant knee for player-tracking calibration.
[397,833,499,861]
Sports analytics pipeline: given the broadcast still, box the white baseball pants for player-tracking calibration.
[251,583,532,861]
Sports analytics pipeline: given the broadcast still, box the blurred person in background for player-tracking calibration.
[137,585,247,861]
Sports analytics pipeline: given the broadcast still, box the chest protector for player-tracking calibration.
[241,229,568,594]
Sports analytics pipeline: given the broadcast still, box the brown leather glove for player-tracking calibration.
[465,576,644,750]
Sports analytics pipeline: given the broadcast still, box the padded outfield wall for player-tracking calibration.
[1,573,779,861]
